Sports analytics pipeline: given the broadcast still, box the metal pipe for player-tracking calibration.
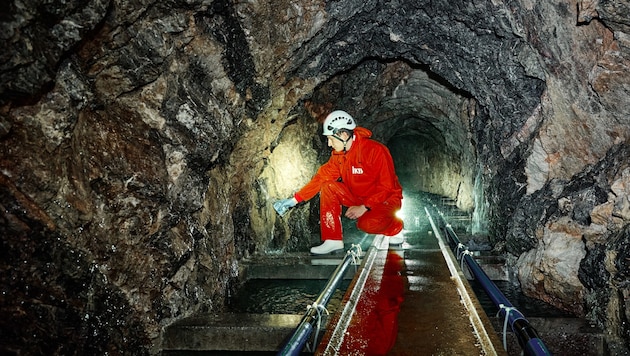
[442,222,551,356]
[277,244,361,356]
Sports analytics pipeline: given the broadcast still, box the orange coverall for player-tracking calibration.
[294,127,404,241]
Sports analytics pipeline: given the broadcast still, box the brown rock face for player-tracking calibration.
[1,0,630,354]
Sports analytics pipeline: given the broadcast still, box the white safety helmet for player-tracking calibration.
[322,110,357,136]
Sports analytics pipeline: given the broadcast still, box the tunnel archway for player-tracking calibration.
[302,59,480,219]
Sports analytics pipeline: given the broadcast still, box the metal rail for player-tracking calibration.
[425,208,503,356]
[432,207,552,356]
[318,234,386,355]
[277,244,362,356]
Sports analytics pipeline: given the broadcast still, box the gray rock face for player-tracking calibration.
[1,0,630,354]
[0,0,110,99]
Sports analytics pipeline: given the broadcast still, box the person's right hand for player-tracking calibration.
[345,205,368,219]
[273,197,297,216]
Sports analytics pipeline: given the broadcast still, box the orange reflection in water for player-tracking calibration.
[337,250,406,355]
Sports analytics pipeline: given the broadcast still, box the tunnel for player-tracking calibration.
[316,60,479,212]
[1,0,630,355]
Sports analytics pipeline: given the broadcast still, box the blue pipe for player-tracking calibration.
[278,321,312,355]
[442,223,551,356]
[277,244,361,356]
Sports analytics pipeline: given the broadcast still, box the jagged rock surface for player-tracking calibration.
[1,0,630,353]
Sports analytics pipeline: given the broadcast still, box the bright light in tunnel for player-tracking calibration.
[269,140,316,197]
[396,194,409,222]
[395,193,427,231]
[395,207,405,221]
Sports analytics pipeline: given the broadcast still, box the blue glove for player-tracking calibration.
[273,197,297,216]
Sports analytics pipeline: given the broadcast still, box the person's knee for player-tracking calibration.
[357,215,388,234]
[357,211,402,235]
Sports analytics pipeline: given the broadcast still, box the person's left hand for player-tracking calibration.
[273,197,297,216]
[345,205,368,219]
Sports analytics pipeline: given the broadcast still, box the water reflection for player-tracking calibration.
[227,279,350,314]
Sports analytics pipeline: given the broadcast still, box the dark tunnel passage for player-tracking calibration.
[2,0,630,354]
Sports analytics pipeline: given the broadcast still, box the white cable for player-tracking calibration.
[460,249,474,277]
[496,303,518,351]
[456,242,466,260]
[348,244,362,265]
[306,302,330,351]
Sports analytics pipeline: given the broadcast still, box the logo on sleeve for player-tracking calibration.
[352,166,364,174]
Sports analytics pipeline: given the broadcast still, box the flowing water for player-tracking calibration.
[227,278,351,314]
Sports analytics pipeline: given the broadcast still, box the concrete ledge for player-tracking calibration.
[162,313,303,351]
[244,262,357,280]
[239,252,360,280]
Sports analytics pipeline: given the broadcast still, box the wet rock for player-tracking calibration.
[0,0,110,101]
[611,168,630,221]
[504,185,555,255]
[579,224,630,353]
[0,204,150,355]
[517,217,586,314]
[1,0,630,354]
[257,113,321,252]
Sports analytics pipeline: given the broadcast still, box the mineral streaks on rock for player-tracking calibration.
[1,0,630,354]
[0,0,110,100]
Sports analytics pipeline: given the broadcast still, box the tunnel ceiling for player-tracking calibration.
[308,60,470,142]
[2,0,630,354]
[291,0,545,146]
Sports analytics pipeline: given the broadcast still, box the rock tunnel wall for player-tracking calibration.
[1,0,630,353]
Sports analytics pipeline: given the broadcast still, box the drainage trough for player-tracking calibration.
[161,252,358,353]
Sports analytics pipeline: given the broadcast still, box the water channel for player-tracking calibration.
[163,191,599,355]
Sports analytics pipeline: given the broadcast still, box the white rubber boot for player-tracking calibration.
[310,240,344,255]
